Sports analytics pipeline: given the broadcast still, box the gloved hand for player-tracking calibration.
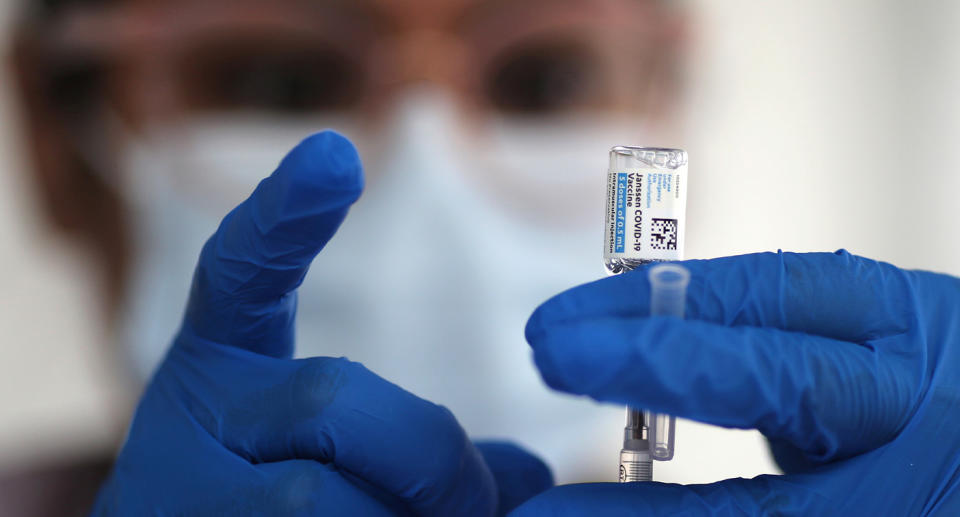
[519,251,960,515]
[91,131,552,516]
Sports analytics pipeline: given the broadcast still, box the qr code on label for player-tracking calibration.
[651,218,678,250]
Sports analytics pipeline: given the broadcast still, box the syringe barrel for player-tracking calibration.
[619,448,653,482]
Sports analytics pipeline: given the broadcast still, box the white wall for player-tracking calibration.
[685,1,959,276]
[897,0,960,275]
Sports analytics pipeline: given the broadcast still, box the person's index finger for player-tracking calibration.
[528,250,913,344]
[529,315,914,463]
[184,131,363,357]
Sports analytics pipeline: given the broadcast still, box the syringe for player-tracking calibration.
[619,264,690,482]
[602,146,688,482]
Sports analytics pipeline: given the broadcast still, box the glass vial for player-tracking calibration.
[603,147,688,275]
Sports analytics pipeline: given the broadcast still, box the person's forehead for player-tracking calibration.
[48,0,660,64]
[111,0,632,27]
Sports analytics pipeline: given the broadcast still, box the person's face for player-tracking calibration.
[11,0,685,312]
[43,0,683,130]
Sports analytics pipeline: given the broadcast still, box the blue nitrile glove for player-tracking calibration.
[91,131,552,516]
[518,251,960,515]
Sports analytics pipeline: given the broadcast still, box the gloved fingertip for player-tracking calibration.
[524,308,546,347]
[273,130,364,206]
[474,441,553,515]
[240,129,364,248]
[529,330,576,393]
[766,437,820,474]
[524,283,587,345]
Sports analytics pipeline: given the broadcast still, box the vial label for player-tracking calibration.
[604,167,686,262]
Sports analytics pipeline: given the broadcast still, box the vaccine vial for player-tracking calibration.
[603,147,688,275]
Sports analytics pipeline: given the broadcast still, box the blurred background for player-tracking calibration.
[0,0,958,515]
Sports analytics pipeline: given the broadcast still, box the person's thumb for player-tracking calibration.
[181,130,362,357]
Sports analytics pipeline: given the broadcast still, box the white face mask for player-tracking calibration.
[118,89,656,482]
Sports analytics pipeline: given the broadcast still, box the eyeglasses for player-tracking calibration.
[36,0,680,125]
